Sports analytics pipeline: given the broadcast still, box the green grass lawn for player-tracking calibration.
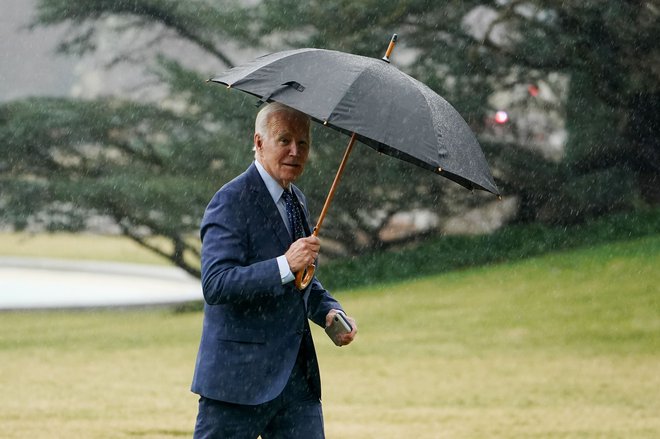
[1,235,659,438]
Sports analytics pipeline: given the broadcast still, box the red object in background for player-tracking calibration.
[494,110,509,124]
[528,84,539,97]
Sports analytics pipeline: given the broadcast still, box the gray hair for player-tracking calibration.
[253,102,311,153]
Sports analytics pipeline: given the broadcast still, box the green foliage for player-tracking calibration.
[0,95,250,275]
[505,1,659,219]
[323,207,660,291]
[255,0,660,223]
[2,0,658,274]
[564,71,626,168]
[33,0,250,65]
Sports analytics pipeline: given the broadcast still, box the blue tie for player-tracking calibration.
[282,189,305,240]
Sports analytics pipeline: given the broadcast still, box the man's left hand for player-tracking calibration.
[325,309,358,347]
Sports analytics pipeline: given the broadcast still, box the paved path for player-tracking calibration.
[0,257,202,309]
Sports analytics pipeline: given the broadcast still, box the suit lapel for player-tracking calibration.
[246,164,292,252]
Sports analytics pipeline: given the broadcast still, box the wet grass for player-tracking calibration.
[1,235,659,438]
[318,235,660,438]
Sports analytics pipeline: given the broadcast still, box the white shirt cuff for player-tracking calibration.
[277,255,295,284]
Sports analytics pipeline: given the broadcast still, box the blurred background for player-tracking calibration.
[2,0,658,273]
[1,1,658,438]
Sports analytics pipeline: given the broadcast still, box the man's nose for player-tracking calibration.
[289,141,301,156]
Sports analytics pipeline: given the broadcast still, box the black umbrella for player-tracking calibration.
[210,35,499,288]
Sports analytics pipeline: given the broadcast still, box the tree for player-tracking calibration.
[0,1,257,276]
[1,0,491,278]
[2,1,657,277]
[514,1,660,222]
[253,0,659,223]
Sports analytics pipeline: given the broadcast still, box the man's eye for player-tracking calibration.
[279,138,289,144]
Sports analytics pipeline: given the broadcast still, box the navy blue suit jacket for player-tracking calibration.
[191,163,343,405]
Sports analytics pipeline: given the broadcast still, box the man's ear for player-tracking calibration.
[254,133,262,152]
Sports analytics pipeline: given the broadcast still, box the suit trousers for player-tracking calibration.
[193,338,324,439]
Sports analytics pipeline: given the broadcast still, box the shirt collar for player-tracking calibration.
[254,159,289,204]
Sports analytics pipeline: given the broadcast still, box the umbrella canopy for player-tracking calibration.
[211,47,499,195]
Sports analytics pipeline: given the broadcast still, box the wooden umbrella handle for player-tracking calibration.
[294,231,317,289]
[295,264,316,290]
[295,133,357,290]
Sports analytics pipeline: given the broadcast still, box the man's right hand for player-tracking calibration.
[285,236,320,273]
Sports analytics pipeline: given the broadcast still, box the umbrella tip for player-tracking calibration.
[381,33,398,63]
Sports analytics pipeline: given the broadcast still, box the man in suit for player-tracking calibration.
[192,102,358,438]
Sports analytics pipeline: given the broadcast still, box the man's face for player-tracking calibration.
[254,110,310,188]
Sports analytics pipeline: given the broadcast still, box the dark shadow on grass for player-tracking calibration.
[322,207,660,291]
